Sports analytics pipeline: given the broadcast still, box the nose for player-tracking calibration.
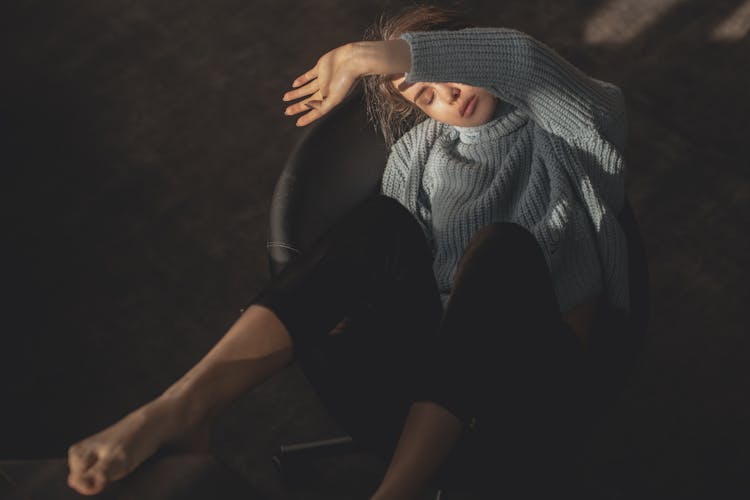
[435,83,461,104]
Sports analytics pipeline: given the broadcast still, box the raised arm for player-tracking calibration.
[282,39,411,127]
[399,27,625,141]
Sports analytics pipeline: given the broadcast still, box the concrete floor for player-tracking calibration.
[1,0,748,498]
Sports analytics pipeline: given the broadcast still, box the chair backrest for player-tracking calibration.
[267,83,386,276]
[268,82,650,341]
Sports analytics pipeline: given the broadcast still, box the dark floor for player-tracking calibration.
[1,0,748,498]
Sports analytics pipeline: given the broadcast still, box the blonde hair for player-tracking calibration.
[362,4,476,148]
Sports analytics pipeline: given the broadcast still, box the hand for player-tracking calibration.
[282,43,362,127]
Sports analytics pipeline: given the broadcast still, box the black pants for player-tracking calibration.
[251,194,607,495]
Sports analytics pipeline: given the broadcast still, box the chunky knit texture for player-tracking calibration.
[379,27,630,315]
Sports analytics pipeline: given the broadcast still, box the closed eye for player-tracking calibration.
[412,86,434,106]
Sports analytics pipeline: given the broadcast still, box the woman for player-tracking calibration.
[67,5,632,498]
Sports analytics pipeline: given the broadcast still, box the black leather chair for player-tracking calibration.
[267,81,651,495]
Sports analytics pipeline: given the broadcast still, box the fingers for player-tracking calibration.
[283,86,331,126]
[294,106,324,127]
[291,67,318,88]
[282,76,326,119]
[282,78,320,103]
[283,84,324,116]
[283,96,323,121]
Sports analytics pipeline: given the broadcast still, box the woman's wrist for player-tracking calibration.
[352,39,411,77]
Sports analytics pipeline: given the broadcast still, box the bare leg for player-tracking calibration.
[67,304,292,496]
[371,401,463,500]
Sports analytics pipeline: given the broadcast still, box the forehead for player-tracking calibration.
[391,75,418,97]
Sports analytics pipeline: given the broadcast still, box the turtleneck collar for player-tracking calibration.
[449,99,528,144]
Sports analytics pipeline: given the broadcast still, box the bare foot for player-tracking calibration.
[67,398,210,496]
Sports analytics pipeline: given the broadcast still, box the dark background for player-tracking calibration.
[1,0,748,498]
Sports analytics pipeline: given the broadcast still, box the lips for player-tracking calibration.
[460,95,477,118]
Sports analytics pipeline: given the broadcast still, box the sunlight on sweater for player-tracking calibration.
[580,176,606,233]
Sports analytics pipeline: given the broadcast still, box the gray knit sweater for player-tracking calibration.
[379,27,630,315]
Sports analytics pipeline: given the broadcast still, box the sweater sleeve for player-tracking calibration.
[400,27,626,143]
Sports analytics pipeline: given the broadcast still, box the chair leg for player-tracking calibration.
[272,435,360,481]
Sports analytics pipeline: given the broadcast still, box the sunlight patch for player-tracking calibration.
[711,0,750,42]
[580,176,605,232]
[584,0,686,45]
[548,198,569,231]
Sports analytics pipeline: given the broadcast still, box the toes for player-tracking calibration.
[86,470,109,494]
[67,445,129,495]
[68,443,102,494]
[72,456,119,495]
[68,470,105,496]
[68,443,97,475]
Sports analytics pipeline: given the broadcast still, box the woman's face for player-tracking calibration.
[392,75,497,127]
